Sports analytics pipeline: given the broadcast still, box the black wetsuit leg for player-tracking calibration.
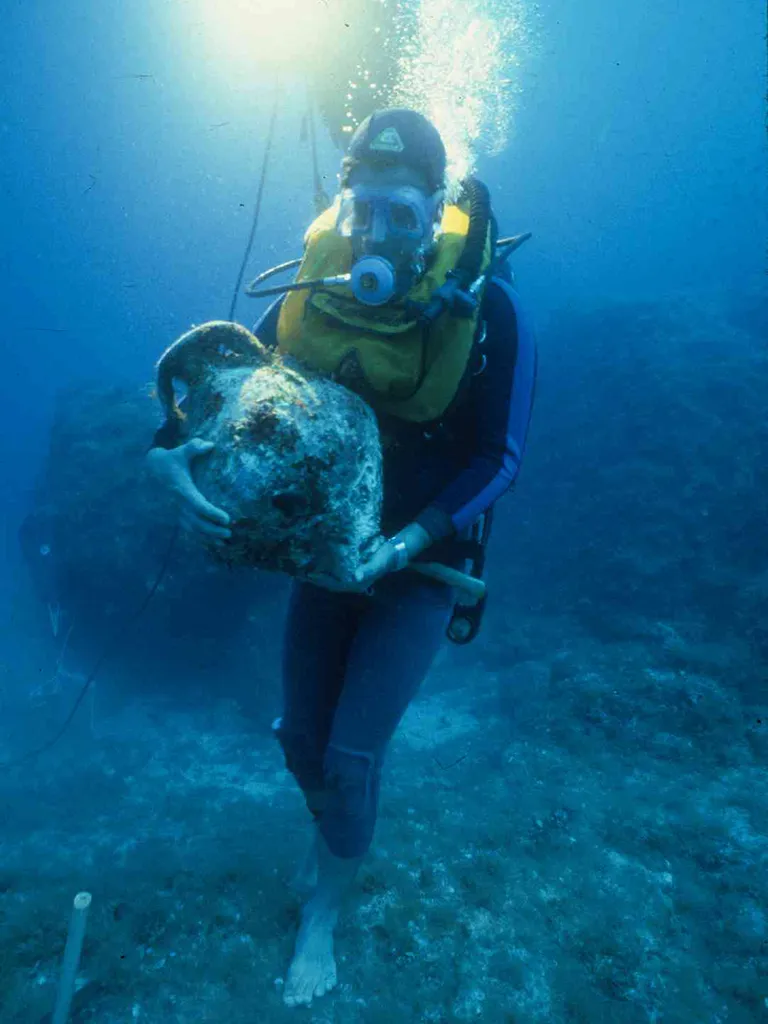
[276,571,454,857]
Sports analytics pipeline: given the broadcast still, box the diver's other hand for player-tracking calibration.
[352,522,433,589]
[307,526,428,593]
[354,539,401,588]
[306,539,395,593]
[146,440,232,541]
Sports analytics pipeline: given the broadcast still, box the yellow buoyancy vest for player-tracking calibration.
[276,200,491,423]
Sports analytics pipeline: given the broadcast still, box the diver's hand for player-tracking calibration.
[307,524,432,593]
[307,539,396,593]
[146,440,232,541]
[354,539,403,588]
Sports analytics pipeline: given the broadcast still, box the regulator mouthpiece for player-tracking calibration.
[350,256,397,306]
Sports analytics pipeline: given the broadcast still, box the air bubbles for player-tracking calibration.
[391,0,530,185]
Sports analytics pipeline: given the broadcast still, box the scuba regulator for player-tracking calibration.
[245,177,499,319]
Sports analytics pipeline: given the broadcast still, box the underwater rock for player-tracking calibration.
[17,382,286,703]
[490,295,768,661]
[18,384,175,613]
[156,320,383,580]
[16,383,261,616]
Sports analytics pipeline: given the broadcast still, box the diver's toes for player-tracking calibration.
[313,966,337,1000]
[295,983,313,1006]
[284,976,312,1008]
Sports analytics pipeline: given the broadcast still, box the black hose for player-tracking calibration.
[306,89,330,214]
[227,82,281,321]
[245,257,302,296]
[455,177,492,286]
[418,176,492,324]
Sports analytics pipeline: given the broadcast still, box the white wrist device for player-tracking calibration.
[391,539,409,571]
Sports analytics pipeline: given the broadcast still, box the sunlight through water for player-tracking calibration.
[190,0,342,71]
[188,0,532,181]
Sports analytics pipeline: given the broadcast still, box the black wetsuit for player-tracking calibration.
[153,276,537,858]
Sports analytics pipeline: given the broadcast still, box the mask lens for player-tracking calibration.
[388,201,421,236]
[337,186,432,244]
[337,192,372,238]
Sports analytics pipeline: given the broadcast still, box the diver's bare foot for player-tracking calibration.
[283,911,337,1007]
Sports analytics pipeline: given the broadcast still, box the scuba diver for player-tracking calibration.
[147,108,537,1008]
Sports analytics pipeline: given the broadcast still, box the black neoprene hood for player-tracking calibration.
[342,108,447,193]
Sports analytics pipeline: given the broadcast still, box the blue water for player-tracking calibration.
[2,0,762,565]
[1,1,766,1020]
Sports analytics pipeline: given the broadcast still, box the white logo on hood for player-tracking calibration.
[369,126,406,154]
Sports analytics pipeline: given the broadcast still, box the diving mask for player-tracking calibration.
[336,184,443,304]
[336,184,442,249]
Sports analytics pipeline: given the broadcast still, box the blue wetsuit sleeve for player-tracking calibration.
[150,304,283,450]
[414,279,537,540]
